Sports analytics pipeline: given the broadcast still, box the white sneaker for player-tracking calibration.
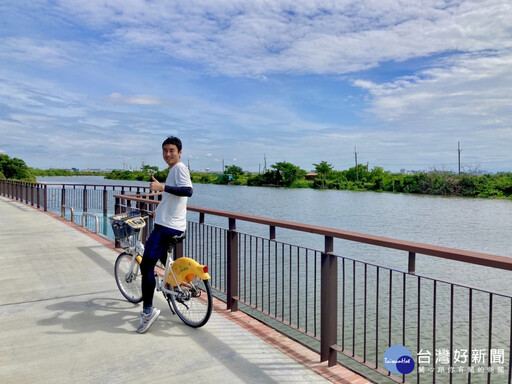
[136,308,161,334]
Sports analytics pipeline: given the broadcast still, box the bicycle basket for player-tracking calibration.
[109,211,142,247]
[111,219,134,239]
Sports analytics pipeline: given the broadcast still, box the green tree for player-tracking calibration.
[224,165,244,176]
[215,165,246,185]
[313,160,333,189]
[0,154,34,181]
[368,166,392,191]
[247,170,279,187]
[271,161,306,187]
[141,164,159,174]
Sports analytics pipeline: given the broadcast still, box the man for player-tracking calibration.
[138,136,193,334]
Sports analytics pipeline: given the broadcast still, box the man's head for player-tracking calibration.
[162,136,183,168]
[162,136,183,152]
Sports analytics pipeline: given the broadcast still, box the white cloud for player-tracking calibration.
[108,93,165,105]
[80,118,120,128]
[0,37,76,67]
[51,0,512,76]
[354,50,512,126]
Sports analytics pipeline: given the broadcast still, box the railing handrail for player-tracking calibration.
[40,182,150,189]
[1,179,150,189]
[114,192,512,272]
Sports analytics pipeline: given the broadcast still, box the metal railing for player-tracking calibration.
[0,179,150,213]
[113,192,512,384]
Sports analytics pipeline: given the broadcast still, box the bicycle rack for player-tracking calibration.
[60,206,99,234]
[61,205,74,222]
[81,212,99,234]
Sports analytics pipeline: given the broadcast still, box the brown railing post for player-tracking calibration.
[37,184,40,209]
[61,186,66,208]
[175,241,183,260]
[30,183,34,206]
[408,252,416,274]
[83,187,88,212]
[43,184,48,211]
[321,235,338,366]
[114,196,121,248]
[227,217,239,311]
[269,225,276,241]
[103,187,108,215]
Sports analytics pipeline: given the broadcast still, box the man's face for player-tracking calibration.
[162,143,181,168]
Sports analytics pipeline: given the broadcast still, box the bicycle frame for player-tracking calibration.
[120,228,210,298]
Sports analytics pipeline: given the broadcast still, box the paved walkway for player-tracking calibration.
[0,196,371,384]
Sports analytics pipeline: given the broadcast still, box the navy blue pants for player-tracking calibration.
[140,224,182,308]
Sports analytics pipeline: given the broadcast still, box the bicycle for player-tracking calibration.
[110,211,213,328]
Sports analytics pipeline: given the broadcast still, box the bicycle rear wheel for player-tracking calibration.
[114,252,143,303]
[169,277,213,328]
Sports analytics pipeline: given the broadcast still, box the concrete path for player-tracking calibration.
[0,196,370,384]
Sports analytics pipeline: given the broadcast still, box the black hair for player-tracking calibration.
[162,136,183,151]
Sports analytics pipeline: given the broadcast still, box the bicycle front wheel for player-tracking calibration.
[114,252,143,303]
[170,277,213,328]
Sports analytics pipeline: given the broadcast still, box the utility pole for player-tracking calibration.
[457,141,462,175]
[222,155,225,173]
[354,146,359,182]
[264,153,267,173]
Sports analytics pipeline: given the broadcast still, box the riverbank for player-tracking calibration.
[103,168,512,199]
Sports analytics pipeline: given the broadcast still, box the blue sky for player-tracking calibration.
[1,0,511,173]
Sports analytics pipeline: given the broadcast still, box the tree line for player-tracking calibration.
[2,152,511,198]
[209,161,512,198]
[0,153,105,181]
